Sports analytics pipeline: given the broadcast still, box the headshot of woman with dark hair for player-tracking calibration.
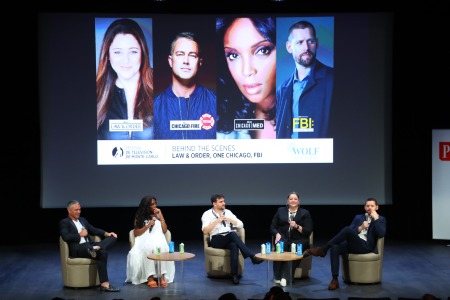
[96,18,154,140]
[216,17,276,139]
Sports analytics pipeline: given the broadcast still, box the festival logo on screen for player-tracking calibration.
[112,147,124,158]
[439,142,450,161]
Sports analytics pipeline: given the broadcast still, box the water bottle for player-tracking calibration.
[265,242,271,254]
[169,241,174,253]
[276,243,281,254]
[156,246,161,255]
[280,241,284,253]
[291,243,296,253]
[179,243,184,254]
[297,243,303,256]
[261,244,265,254]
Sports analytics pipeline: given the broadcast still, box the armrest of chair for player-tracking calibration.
[90,235,101,242]
[203,231,211,248]
[235,227,245,243]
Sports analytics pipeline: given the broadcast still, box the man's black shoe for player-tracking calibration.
[87,247,97,258]
[231,275,240,284]
[307,247,327,257]
[251,256,264,265]
[99,284,120,292]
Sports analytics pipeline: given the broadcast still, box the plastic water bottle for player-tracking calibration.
[276,243,281,254]
[261,244,265,254]
[297,243,303,256]
[169,241,174,253]
[265,242,271,254]
[156,246,161,255]
[179,243,184,254]
[291,243,296,253]
[280,241,284,253]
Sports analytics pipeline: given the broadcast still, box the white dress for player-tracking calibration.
[125,220,175,284]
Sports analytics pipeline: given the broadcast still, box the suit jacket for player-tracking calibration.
[349,213,386,253]
[59,217,105,257]
[270,206,313,245]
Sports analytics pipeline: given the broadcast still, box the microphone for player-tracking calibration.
[289,212,295,222]
[147,217,157,233]
[365,212,372,223]
[144,219,152,233]
[289,211,295,234]
[222,211,226,227]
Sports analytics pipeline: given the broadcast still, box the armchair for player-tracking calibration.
[203,227,245,277]
[341,236,385,284]
[59,235,100,288]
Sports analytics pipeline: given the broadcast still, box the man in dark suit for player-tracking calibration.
[59,200,120,292]
[304,197,387,290]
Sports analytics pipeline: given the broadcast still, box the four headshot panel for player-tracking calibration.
[95,16,335,140]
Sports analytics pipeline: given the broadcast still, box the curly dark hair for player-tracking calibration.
[216,17,276,135]
[134,195,157,228]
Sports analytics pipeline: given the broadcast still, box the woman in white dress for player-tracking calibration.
[125,196,175,287]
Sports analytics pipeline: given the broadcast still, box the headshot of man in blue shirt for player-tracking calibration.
[276,19,334,139]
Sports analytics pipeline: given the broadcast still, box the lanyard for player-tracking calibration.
[211,209,227,227]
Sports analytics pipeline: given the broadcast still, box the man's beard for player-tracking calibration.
[296,51,316,67]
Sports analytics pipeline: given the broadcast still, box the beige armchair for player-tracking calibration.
[59,235,100,288]
[129,228,172,248]
[203,227,245,277]
[341,236,385,284]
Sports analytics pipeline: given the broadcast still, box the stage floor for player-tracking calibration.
[1,239,449,300]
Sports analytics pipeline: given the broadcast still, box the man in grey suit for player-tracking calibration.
[59,200,120,292]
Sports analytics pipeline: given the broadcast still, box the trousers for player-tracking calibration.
[328,226,372,277]
[210,231,253,275]
[73,236,117,283]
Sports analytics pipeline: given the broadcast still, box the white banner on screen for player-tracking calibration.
[97,139,333,165]
[432,129,450,240]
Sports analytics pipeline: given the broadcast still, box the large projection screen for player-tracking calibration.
[39,12,392,208]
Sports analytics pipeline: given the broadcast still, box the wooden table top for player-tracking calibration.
[255,252,303,262]
[147,252,196,261]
